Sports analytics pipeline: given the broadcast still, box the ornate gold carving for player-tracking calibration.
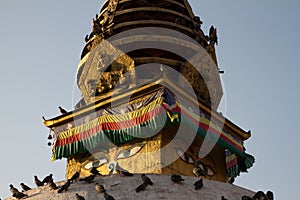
[192,16,208,47]
[77,39,135,103]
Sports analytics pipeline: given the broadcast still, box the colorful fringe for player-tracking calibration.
[50,88,254,177]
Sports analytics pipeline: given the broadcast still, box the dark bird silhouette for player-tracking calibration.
[58,106,68,114]
[79,174,96,183]
[227,177,235,184]
[42,174,53,185]
[49,179,58,190]
[171,174,185,184]
[95,183,106,193]
[76,193,85,200]
[57,179,71,193]
[34,175,44,187]
[193,167,206,178]
[253,191,266,200]
[141,174,153,185]
[9,184,19,195]
[135,181,148,193]
[194,178,203,190]
[85,34,89,43]
[69,172,80,182]
[90,167,102,176]
[221,196,228,200]
[208,25,218,45]
[266,191,273,200]
[218,69,225,74]
[12,191,28,199]
[47,134,53,140]
[20,183,31,191]
[115,163,133,177]
[104,192,115,200]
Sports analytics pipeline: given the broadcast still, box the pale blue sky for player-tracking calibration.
[0,0,299,199]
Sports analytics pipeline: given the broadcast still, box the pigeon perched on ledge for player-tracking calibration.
[58,106,68,114]
[57,179,71,193]
[141,174,153,185]
[95,183,106,193]
[90,167,102,176]
[42,174,53,185]
[135,181,148,193]
[20,183,31,191]
[12,191,28,199]
[171,174,185,184]
[266,191,274,200]
[194,179,203,190]
[49,179,58,190]
[69,172,80,182]
[76,193,85,200]
[9,184,19,195]
[34,175,43,187]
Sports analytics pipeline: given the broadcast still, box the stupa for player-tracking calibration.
[43,0,254,182]
[12,0,257,199]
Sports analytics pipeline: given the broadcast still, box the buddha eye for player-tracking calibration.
[83,156,109,169]
[116,145,143,160]
[176,149,194,164]
[195,160,215,177]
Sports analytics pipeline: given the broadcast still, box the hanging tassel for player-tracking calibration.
[47,142,52,146]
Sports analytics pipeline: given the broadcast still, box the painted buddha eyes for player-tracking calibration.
[195,160,215,177]
[84,156,109,169]
[83,143,145,170]
[116,145,143,160]
[176,149,194,164]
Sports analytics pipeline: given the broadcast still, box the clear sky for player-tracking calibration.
[0,0,299,199]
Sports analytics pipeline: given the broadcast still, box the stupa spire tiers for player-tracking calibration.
[78,0,223,109]
[43,0,254,185]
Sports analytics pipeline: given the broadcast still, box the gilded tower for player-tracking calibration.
[43,0,254,184]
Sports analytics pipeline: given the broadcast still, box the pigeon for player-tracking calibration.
[42,174,53,185]
[84,34,89,43]
[171,174,185,184]
[48,179,58,190]
[115,163,133,177]
[227,177,235,184]
[194,179,203,190]
[95,183,106,193]
[193,167,206,178]
[9,184,19,195]
[141,174,153,185]
[104,192,115,200]
[12,191,28,199]
[69,172,80,182]
[266,191,274,200]
[253,191,267,200]
[20,183,31,191]
[79,174,96,183]
[58,106,68,114]
[90,167,102,176]
[76,193,85,200]
[135,182,148,193]
[221,196,228,200]
[34,175,44,187]
[57,179,71,193]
